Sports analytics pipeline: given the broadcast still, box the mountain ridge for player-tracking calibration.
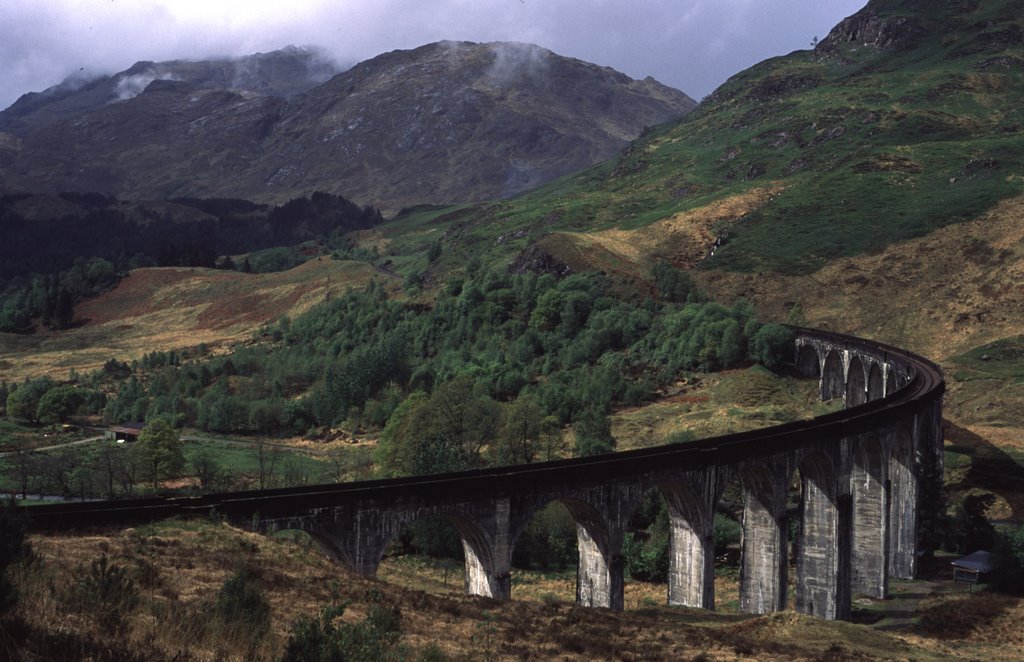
[0,41,696,213]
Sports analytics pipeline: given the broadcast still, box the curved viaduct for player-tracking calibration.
[20,328,944,620]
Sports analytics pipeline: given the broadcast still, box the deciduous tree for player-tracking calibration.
[134,417,185,489]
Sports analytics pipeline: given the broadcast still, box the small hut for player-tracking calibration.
[107,422,145,444]
[951,550,994,586]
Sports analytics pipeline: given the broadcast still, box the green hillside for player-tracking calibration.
[383,0,1023,277]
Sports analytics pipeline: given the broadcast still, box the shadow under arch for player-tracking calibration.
[821,350,845,401]
[262,524,356,570]
[511,496,617,609]
[620,480,715,609]
[373,510,504,599]
[846,355,867,407]
[867,363,884,402]
[797,344,821,378]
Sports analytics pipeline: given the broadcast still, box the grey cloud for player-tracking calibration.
[0,0,868,111]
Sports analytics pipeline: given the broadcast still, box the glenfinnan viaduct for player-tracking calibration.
[23,328,944,620]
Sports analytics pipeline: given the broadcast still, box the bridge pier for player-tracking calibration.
[738,466,789,614]
[851,434,889,598]
[794,451,846,620]
[664,482,715,609]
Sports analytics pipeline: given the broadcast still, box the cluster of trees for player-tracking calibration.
[3,261,794,576]
[0,191,384,333]
[92,266,791,469]
[3,376,106,425]
[3,417,184,500]
[0,256,119,332]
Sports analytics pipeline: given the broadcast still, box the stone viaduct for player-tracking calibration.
[21,327,944,620]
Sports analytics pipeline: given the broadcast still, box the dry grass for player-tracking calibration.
[611,369,836,451]
[0,259,398,382]
[7,519,991,661]
[700,193,1024,364]
[532,186,785,286]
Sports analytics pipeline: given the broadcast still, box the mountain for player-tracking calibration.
[392,0,1022,341]
[0,46,341,138]
[0,41,695,213]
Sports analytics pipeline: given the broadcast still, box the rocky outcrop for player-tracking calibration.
[816,7,929,53]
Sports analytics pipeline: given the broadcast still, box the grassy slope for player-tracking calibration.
[0,258,398,382]
[378,0,1023,278]
[13,518,1012,661]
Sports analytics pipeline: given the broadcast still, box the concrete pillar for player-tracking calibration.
[739,478,788,614]
[851,437,888,598]
[885,370,897,397]
[577,523,617,608]
[888,426,917,579]
[664,487,714,609]
[489,497,512,600]
[795,457,841,619]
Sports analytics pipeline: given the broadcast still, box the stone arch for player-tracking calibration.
[657,482,714,609]
[867,363,885,401]
[821,350,845,401]
[373,510,504,599]
[797,344,821,378]
[794,451,843,619]
[512,497,617,609]
[301,527,353,566]
[734,465,789,614]
[888,423,917,579]
[851,435,888,598]
[257,521,355,568]
[885,370,897,397]
[846,355,867,407]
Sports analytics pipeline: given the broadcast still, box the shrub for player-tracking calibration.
[748,323,795,372]
[215,568,270,632]
[67,554,139,635]
[713,513,742,550]
[281,602,404,662]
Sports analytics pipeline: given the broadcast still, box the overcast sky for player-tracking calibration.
[0,0,868,111]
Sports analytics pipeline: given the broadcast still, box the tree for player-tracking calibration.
[749,323,795,372]
[54,287,74,329]
[493,393,544,467]
[254,440,281,489]
[36,385,84,425]
[429,376,501,468]
[5,451,41,500]
[993,524,1024,594]
[573,405,615,457]
[190,447,227,491]
[134,417,185,489]
[651,262,699,303]
[6,377,55,423]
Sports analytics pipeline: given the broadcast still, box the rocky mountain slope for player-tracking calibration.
[0,41,695,213]
[0,46,341,138]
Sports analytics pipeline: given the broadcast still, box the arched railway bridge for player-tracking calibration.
[19,327,945,620]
